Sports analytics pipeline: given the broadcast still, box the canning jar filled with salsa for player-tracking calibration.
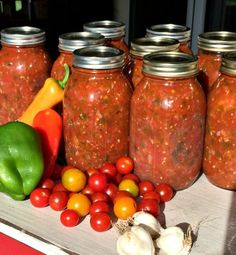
[0,26,52,125]
[129,52,206,190]
[146,24,193,55]
[203,52,236,190]
[83,20,131,78]
[197,31,236,93]
[51,32,105,80]
[130,37,179,88]
[63,46,132,171]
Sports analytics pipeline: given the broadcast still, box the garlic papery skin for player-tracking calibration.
[117,225,155,255]
[155,226,192,255]
[132,211,162,239]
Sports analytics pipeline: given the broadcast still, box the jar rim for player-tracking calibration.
[221,52,236,75]
[59,32,105,52]
[83,20,126,39]
[130,37,179,57]
[143,51,198,77]
[146,24,191,42]
[73,46,125,69]
[198,31,236,52]
[1,26,45,45]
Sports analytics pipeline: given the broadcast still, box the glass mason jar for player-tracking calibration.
[0,26,52,125]
[129,52,206,190]
[146,24,193,55]
[197,31,236,93]
[203,52,236,190]
[83,20,131,78]
[63,46,132,171]
[51,31,105,80]
[130,37,179,88]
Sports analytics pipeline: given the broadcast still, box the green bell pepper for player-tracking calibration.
[0,121,44,200]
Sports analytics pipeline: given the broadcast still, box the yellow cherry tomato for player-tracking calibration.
[113,196,137,220]
[67,193,91,217]
[62,168,87,192]
[118,179,139,197]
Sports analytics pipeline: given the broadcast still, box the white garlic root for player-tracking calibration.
[155,225,192,255]
[132,211,162,239]
[117,225,155,255]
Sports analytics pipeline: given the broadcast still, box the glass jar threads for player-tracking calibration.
[203,52,236,190]
[51,31,105,80]
[63,46,132,171]
[146,24,192,54]
[0,26,52,125]
[197,31,236,93]
[129,52,206,190]
[130,37,179,88]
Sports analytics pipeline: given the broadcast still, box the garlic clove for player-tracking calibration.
[132,211,162,239]
[155,226,192,255]
[117,225,155,255]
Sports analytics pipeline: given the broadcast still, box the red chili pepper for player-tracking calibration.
[33,109,62,181]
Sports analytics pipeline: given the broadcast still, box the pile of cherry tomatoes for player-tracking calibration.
[29,156,174,232]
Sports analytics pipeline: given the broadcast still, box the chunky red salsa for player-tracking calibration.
[130,74,206,190]
[0,44,52,124]
[63,67,132,171]
[51,50,72,81]
[197,49,222,93]
[203,74,236,190]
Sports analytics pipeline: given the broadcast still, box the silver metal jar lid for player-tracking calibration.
[146,24,191,42]
[83,20,126,39]
[130,37,179,57]
[198,31,236,52]
[59,32,105,52]
[220,52,236,75]
[143,51,198,77]
[73,46,125,69]
[1,26,45,45]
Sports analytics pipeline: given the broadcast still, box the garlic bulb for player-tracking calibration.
[155,226,192,255]
[117,225,155,255]
[132,211,162,239]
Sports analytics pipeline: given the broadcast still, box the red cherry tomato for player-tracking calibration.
[60,209,80,227]
[30,188,51,208]
[113,172,123,185]
[88,172,108,192]
[122,173,140,184]
[40,178,55,190]
[113,190,132,204]
[89,201,110,215]
[139,180,155,195]
[49,191,69,211]
[142,191,161,203]
[116,156,134,175]
[81,184,95,198]
[52,182,69,193]
[86,167,99,177]
[90,212,111,232]
[104,183,118,201]
[137,198,160,217]
[91,192,110,203]
[155,183,174,202]
[100,162,117,179]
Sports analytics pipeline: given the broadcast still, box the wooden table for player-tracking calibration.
[0,174,235,255]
